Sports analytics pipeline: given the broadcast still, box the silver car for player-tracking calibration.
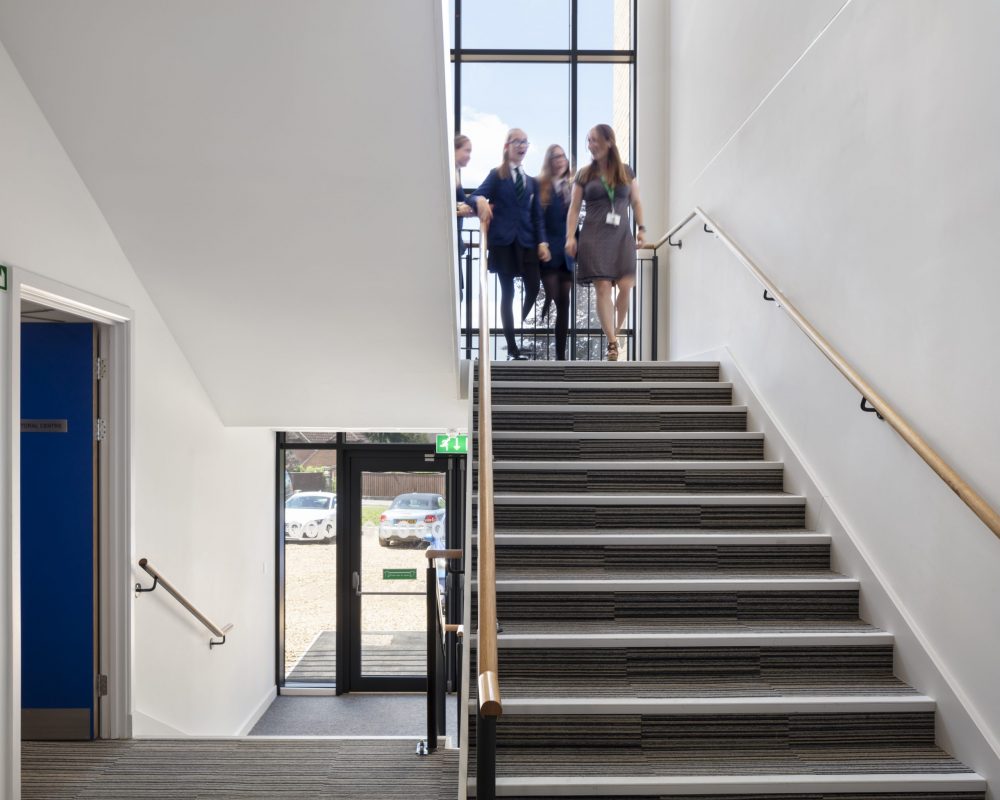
[378,493,446,547]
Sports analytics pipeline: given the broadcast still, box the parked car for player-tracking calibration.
[285,491,336,541]
[378,492,446,547]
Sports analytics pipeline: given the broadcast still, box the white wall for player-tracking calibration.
[666,0,1000,778]
[0,34,275,771]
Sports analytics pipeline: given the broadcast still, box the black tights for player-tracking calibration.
[498,271,541,356]
[541,271,573,360]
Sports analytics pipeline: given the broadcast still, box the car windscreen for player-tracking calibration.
[286,496,332,510]
[390,495,439,510]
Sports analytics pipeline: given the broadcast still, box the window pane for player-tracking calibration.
[343,432,437,444]
[461,0,569,50]
[459,63,570,188]
[576,63,632,169]
[577,0,632,50]
[284,431,337,444]
[283,452,337,684]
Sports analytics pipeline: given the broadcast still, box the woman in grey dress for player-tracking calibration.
[565,124,647,361]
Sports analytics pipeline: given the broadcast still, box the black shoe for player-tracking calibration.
[507,352,529,361]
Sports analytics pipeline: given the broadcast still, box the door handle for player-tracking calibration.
[352,571,361,597]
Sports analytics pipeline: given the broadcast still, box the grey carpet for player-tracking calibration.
[21,739,458,799]
[250,693,459,738]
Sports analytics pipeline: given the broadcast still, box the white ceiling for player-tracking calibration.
[0,0,465,428]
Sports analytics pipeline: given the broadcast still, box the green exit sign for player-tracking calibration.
[436,433,468,454]
[0,265,7,292]
[383,568,417,581]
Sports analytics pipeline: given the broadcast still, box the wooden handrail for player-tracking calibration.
[655,206,1000,542]
[425,548,463,560]
[476,223,503,718]
[135,558,233,647]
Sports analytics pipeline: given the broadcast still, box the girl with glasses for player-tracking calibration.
[470,129,551,360]
[537,144,575,361]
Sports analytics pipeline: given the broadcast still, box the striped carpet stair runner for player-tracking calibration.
[467,361,984,799]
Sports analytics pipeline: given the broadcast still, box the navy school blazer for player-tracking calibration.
[542,184,575,272]
[469,168,547,249]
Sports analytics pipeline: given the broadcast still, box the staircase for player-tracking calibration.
[467,360,984,799]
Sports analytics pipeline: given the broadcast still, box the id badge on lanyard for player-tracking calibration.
[600,176,621,226]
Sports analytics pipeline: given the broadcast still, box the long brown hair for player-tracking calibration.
[497,128,526,180]
[538,144,572,208]
[580,124,629,187]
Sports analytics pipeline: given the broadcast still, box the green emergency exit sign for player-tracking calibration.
[436,433,468,454]
[0,265,7,292]
[383,568,417,581]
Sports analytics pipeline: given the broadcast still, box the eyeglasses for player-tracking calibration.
[507,138,529,146]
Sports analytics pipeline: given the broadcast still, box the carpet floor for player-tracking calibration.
[22,739,458,799]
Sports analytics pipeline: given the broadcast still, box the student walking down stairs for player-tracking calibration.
[466,359,985,800]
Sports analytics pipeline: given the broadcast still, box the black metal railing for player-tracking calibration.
[458,225,658,362]
[421,548,463,756]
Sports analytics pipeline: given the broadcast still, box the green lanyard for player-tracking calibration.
[600,176,616,206]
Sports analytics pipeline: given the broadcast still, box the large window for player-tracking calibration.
[451,0,635,186]
[451,0,644,362]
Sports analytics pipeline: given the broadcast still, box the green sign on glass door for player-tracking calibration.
[383,568,417,581]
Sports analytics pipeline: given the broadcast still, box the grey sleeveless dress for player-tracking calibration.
[574,165,636,284]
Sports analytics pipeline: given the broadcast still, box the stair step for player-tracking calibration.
[469,709,938,753]
[469,642,901,695]
[486,431,766,461]
[476,494,807,531]
[490,531,830,544]
[481,462,785,495]
[480,361,721,382]
[487,622,892,643]
[480,381,734,406]
[470,695,934,714]
[479,541,831,572]
[487,405,748,432]
[468,769,984,797]
[489,574,856,591]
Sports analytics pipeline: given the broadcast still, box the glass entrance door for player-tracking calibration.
[348,453,447,691]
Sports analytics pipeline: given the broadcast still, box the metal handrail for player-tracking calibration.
[654,206,1000,541]
[135,558,233,647]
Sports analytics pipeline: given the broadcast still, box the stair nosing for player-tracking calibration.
[466,695,935,715]
[483,631,895,647]
[489,404,747,412]
[487,460,783,471]
[471,772,986,794]
[489,532,830,545]
[482,576,858,592]
[483,380,733,389]
[489,431,765,439]
[483,493,806,505]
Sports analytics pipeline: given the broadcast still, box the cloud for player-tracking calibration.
[458,106,510,187]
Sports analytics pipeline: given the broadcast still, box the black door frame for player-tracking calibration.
[338,448,449,693]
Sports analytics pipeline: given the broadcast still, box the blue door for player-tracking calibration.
[21,322,96,740]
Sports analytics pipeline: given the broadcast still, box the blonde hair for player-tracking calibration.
[539,144,572,208]
[580,124,629,187]
[497,128,526,180]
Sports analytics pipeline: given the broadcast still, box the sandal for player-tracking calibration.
[606,339,619,362]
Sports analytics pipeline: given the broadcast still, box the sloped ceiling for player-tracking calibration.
[0,0,465,428]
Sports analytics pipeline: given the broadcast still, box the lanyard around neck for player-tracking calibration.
[599,175,616,205]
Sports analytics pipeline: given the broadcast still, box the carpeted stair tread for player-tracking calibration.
[481,361,722,382]
[469,677,920,700]
[490,568,849,582]
[476,746,974,777]
[485,619,887,636]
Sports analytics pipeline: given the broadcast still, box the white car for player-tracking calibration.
[285,491,336,542]
[378,493,446,547]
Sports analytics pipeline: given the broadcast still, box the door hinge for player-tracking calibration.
[95,418,108,442]
[95,357,107,381]
[97,674,108,697]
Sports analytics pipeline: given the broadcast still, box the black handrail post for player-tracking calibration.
[476,712,497,800]
[421,562,438,755]
[651,251,659,361]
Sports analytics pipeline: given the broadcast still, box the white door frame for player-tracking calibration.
[3,268,133,798]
